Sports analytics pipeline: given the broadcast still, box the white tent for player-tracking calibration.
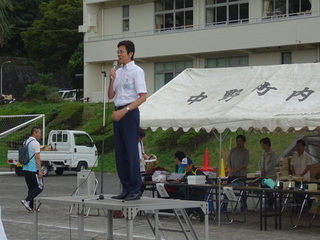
[140,62,320,225]
[140,63,320,133]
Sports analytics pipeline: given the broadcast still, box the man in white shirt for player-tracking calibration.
[108,40,147,201]
[291,139,313,181]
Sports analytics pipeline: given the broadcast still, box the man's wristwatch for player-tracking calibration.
[126,106,131,111]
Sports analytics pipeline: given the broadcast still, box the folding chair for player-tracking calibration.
[220,177,247,223]
[310,198,320,227]
[281,191,309,228]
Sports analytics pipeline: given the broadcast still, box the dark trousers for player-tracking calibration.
[23,170,44,209]
[113,108,141,194]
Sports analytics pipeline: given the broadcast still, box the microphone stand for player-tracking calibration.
[99,71,107,199]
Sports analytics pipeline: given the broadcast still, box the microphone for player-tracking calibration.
[112,61,118,70]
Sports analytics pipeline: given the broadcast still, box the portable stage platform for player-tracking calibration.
[34,194,209,240]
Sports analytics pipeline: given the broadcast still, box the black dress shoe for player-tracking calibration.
[125,193,141,201]
[111,192,128,200]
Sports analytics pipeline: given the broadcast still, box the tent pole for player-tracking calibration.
[212,129,230,226]
[218,132,222,226]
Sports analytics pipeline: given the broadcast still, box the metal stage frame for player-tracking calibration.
[34,194,209,240]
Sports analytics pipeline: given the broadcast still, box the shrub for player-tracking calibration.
[47,103,84,129]
[23,83,63,103]
[177,129,213,150]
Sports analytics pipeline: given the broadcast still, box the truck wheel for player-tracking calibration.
[15,166,23,176]
[55,168,64,175]
[77,162,87,172]
[41,163,50,176]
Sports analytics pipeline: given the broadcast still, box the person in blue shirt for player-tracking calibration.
[174,151,186,173]
[21,127,44,212]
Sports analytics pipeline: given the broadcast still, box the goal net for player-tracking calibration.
[0,114,45,167]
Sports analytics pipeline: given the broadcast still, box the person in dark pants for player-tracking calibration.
[21,127,44,212]
[108,40,147,201]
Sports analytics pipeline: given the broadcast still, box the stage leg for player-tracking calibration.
[107,209,113,240]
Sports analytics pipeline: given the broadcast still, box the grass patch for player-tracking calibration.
[0,102,311,174]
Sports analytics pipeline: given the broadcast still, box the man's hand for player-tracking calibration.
[112,108,127,121]
[38,170,43,179]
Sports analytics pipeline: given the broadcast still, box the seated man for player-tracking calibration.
[180,157,207,222]
[180,157,206,183]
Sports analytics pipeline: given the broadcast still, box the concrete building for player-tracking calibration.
[80,0,320,102]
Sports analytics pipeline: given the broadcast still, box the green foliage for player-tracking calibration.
[47,103,84,130]
[0,0,13,47]
[38,72,53,85]
[68,42,84,77]
[177,129,213,150]
[2,0,43,55]
[0,102,308,173]
[151,128,184,150]
[20,0,83,71]
[23,82,63,103]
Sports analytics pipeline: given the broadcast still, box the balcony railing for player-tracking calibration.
[87,10,319,42]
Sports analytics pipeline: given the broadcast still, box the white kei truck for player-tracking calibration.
[7,130,98,176]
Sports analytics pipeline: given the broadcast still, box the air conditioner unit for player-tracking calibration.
[77,170,96,196]
[78,25,88,33]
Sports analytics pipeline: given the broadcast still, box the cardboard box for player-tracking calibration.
[310,163,320,180]
[304,183,318,191]
[40,145,53,151]
[187,175,206,185]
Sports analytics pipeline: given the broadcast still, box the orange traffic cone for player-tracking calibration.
[199,148,214,172]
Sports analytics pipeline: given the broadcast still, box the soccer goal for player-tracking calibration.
[0,114,45,169]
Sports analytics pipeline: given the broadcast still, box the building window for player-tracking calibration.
[282,52,292,64]
[155,0,193,31]
[207,56,249,68]
[205,0,249,25]
[123,5,129,31]
[263,0,311,18]
[155,60,193,90]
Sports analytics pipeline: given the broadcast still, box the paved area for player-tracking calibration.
[0,168,320,240]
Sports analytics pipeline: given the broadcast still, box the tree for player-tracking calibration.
[2,0,46,56]
[68,42,83,78]
[0,0,13,47]
[21,0,83,71]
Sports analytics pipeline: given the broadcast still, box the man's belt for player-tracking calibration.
[115,104,129,110]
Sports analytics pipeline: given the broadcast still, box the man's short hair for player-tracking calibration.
[118,40,135,60]
[296,139,306,146]
[174,151,186,162]
[260,137,271,147]
[31,127,41,135]
[139,127,146,138]
[236,134,246,142]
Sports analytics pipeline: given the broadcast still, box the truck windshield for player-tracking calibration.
[74,134,93,147]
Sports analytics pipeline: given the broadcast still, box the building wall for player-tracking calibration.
[82,0,320,102]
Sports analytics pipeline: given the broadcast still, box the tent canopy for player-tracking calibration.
[140,63,320,133]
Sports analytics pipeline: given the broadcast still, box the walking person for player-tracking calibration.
[108,40,147,201]
[21,127,44,212]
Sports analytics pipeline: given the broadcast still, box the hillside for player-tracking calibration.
[0,102,305,174]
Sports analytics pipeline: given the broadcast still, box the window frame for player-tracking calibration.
[263,0,311,18]
[205,0,249,25]
[155,0,193,31]
[154,60,193,91]
[122,5,130,32]
[206,56,249,68]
